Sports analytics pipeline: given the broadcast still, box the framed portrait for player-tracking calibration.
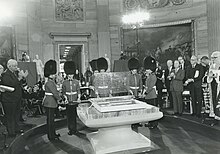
[54,0,85,22]
[0,26,16,67]
[122,20,194,68]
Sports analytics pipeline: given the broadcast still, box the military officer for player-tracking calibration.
[126,57,143,98]
[62,61,81,135]
[42,60,62,141]
[142,56,158,129]
[92,57,111,97]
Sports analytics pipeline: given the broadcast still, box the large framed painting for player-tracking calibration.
[0,26,15,67]
[122,21,194,68]
[54,0,85,22]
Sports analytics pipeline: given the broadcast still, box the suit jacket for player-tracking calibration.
[144,73,157,99]
[43,78,61,108]
[181,60,191,82]
[1,69,22,103]
[180,60,191,70]
[164,67,173,91]
[155,68,164,90]
[170,68,185,92]
[185,63,204,88]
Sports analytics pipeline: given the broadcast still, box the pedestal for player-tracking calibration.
[87,125,155,154]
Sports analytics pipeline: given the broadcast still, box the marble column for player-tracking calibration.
[97,0,111,70]
[207,0,220,55]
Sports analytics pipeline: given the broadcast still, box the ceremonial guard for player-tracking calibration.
[62,61,81,135]
[142,56,158,128]
[43,60,61,141]
[207,51,220,125]
[126,57,143,98]
[92,57,111,97]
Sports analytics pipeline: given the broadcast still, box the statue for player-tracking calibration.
[104,54,111,72]
[33,54,44,81]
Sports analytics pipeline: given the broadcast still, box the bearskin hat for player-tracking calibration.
[64,61,76,75]
[44,60,57,77]
[143,56,156,72]
[128,57,139,70]
[89,59,98,72]
[97,57,108,72]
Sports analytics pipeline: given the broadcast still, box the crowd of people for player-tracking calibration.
[0,50,220,142]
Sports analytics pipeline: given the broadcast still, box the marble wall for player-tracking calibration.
[0,0,209,72]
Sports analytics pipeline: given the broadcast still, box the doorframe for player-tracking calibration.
[58,43,85,73]
[49,32,91,74]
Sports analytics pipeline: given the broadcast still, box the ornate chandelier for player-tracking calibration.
[122,10,150,28]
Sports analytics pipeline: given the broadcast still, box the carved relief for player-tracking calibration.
[123,0,186,11]
[55,0,84,22]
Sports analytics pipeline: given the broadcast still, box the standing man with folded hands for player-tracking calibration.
[184,55,204,117]
[1,59,24,137]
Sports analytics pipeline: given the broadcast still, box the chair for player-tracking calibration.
[182,90,193,114]
[162,88,169,108]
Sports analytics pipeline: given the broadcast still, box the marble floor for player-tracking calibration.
[7,115,220,154]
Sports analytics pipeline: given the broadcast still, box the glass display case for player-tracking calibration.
[77,73,163,154]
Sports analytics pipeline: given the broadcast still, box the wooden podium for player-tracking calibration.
[113,60,129,72]
[18,62,37,86]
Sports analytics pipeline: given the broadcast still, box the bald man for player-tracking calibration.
[185,55,204,117]
[1,59,23,137]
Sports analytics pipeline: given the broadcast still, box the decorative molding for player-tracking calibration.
[49,32,91,39]
[54,0,85,22]
[123,0,186,11]
[122,19,192,29]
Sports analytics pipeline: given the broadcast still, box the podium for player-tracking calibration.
[18,62,37,86]
[113,60,129,72]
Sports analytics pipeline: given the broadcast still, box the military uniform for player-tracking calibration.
[42,60,61,141]
[62,61,81,135]
[143,56,158,128]
[92,57,111,97]
[126,58,143,128]
[126,73,142,97]
[126,58,143,98]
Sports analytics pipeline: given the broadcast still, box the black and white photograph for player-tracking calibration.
[0,0,219,154]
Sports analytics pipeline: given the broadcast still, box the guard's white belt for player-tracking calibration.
[66,92,77,95]
[98,86,108,89]
[45,92,53,96]
[130,86,139,90]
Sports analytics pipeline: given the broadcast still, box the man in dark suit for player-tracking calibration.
[178,56,191,89]
[164,60,173,108]
[170,60,185,115]
[185,55,204,117]
[1,59,23,137]
[155,62,164,108]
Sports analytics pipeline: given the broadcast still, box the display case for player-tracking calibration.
[78,96,163,154]
[77,72,163,154]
